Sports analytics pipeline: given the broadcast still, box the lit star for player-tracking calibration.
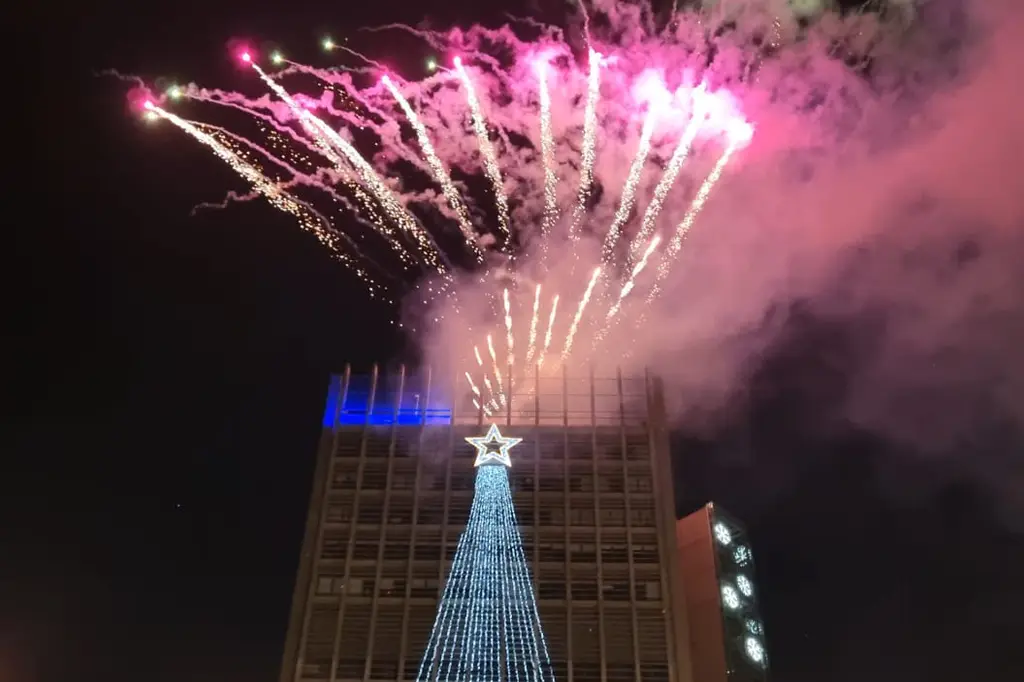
[465,423,521,467]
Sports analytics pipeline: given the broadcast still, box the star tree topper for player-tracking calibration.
[465,424,522,468]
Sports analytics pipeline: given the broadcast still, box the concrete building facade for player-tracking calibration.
[277,365,694,682]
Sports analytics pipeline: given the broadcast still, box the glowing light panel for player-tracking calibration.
[721,584,741,610]
[745,636,766,666]
[714,522,733,545]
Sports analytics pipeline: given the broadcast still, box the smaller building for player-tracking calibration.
[676,504,769,682]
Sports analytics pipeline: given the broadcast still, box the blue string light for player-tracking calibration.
[416,464,554,681]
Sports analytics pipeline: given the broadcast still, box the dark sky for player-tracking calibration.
[10,2,1021,682]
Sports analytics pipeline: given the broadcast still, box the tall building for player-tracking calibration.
[277,365,694,682]
[676,504,770,682]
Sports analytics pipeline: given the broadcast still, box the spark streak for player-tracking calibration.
[142,102,381,295]
[486,333,505,404]
[250,63,447,275]
[524,284,542,367]
[382,75,482,260]
[537,294,559,370]
[454,57,511,239]
[561,267,602,360]
[464,371,482,396]
[604,235,661,325]
[628,90,707,262]
[536,63,558,237]
[602,103,660,261]
[569,49,602,239]
[646,140,739,304]
[502,287,515,370]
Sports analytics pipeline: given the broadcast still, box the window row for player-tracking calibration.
[319,540,661,564]
[316,576,439,599]
[325,502,656,527]
[332,436,653,462]
[330,470,654,493]
[312,575,662,603]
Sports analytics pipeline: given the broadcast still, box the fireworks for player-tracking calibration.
[130,5,756,409]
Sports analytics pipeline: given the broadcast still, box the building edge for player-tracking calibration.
[646,373,696,682]
[278,370,350,682]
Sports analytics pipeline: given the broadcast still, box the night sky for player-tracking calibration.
[11,2,1022,682]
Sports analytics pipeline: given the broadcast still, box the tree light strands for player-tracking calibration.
[454,57,512,240]
[416,463,553,681]
[502,478,554,679]
[381,74,483,261]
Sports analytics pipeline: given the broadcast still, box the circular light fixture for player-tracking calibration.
[736,574,754,597]
[713,522,732,545]
[746,619,763,636]
[721,584,741,610]
[733,545,751,566]
[745,636,766,665]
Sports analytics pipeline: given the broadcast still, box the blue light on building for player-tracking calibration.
[321,374,454,427]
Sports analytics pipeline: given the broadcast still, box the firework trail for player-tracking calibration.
[561,267,602,361]
[142,101,381,296]
[185,85,394,254]
[536,62,558,239]
[601,103,660,261]
[502,287,515,370]
[486,333,506,404]
[464,371,482,398]
[132,10,760,386]
[524,284,542,367]
[381,74,482,260]
[537,294,559,371]
[645,127,750,306]
[454,57,511,240]
[602,235,661,331]
[249,59,448,275]
[628,87,708,262]
[568,49,602,240]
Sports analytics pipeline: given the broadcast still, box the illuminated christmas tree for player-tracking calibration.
[416,424,555,681]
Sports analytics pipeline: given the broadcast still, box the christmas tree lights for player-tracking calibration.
[416,426,554,681]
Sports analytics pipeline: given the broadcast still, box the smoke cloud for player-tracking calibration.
[153,0,1022,522]
[406,0,1024,522]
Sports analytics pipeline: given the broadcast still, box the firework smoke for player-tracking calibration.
[132,0,1024,522]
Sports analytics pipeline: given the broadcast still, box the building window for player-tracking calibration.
[630,509,655,527]
[602,582,631,601]
[628,475,652,492]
